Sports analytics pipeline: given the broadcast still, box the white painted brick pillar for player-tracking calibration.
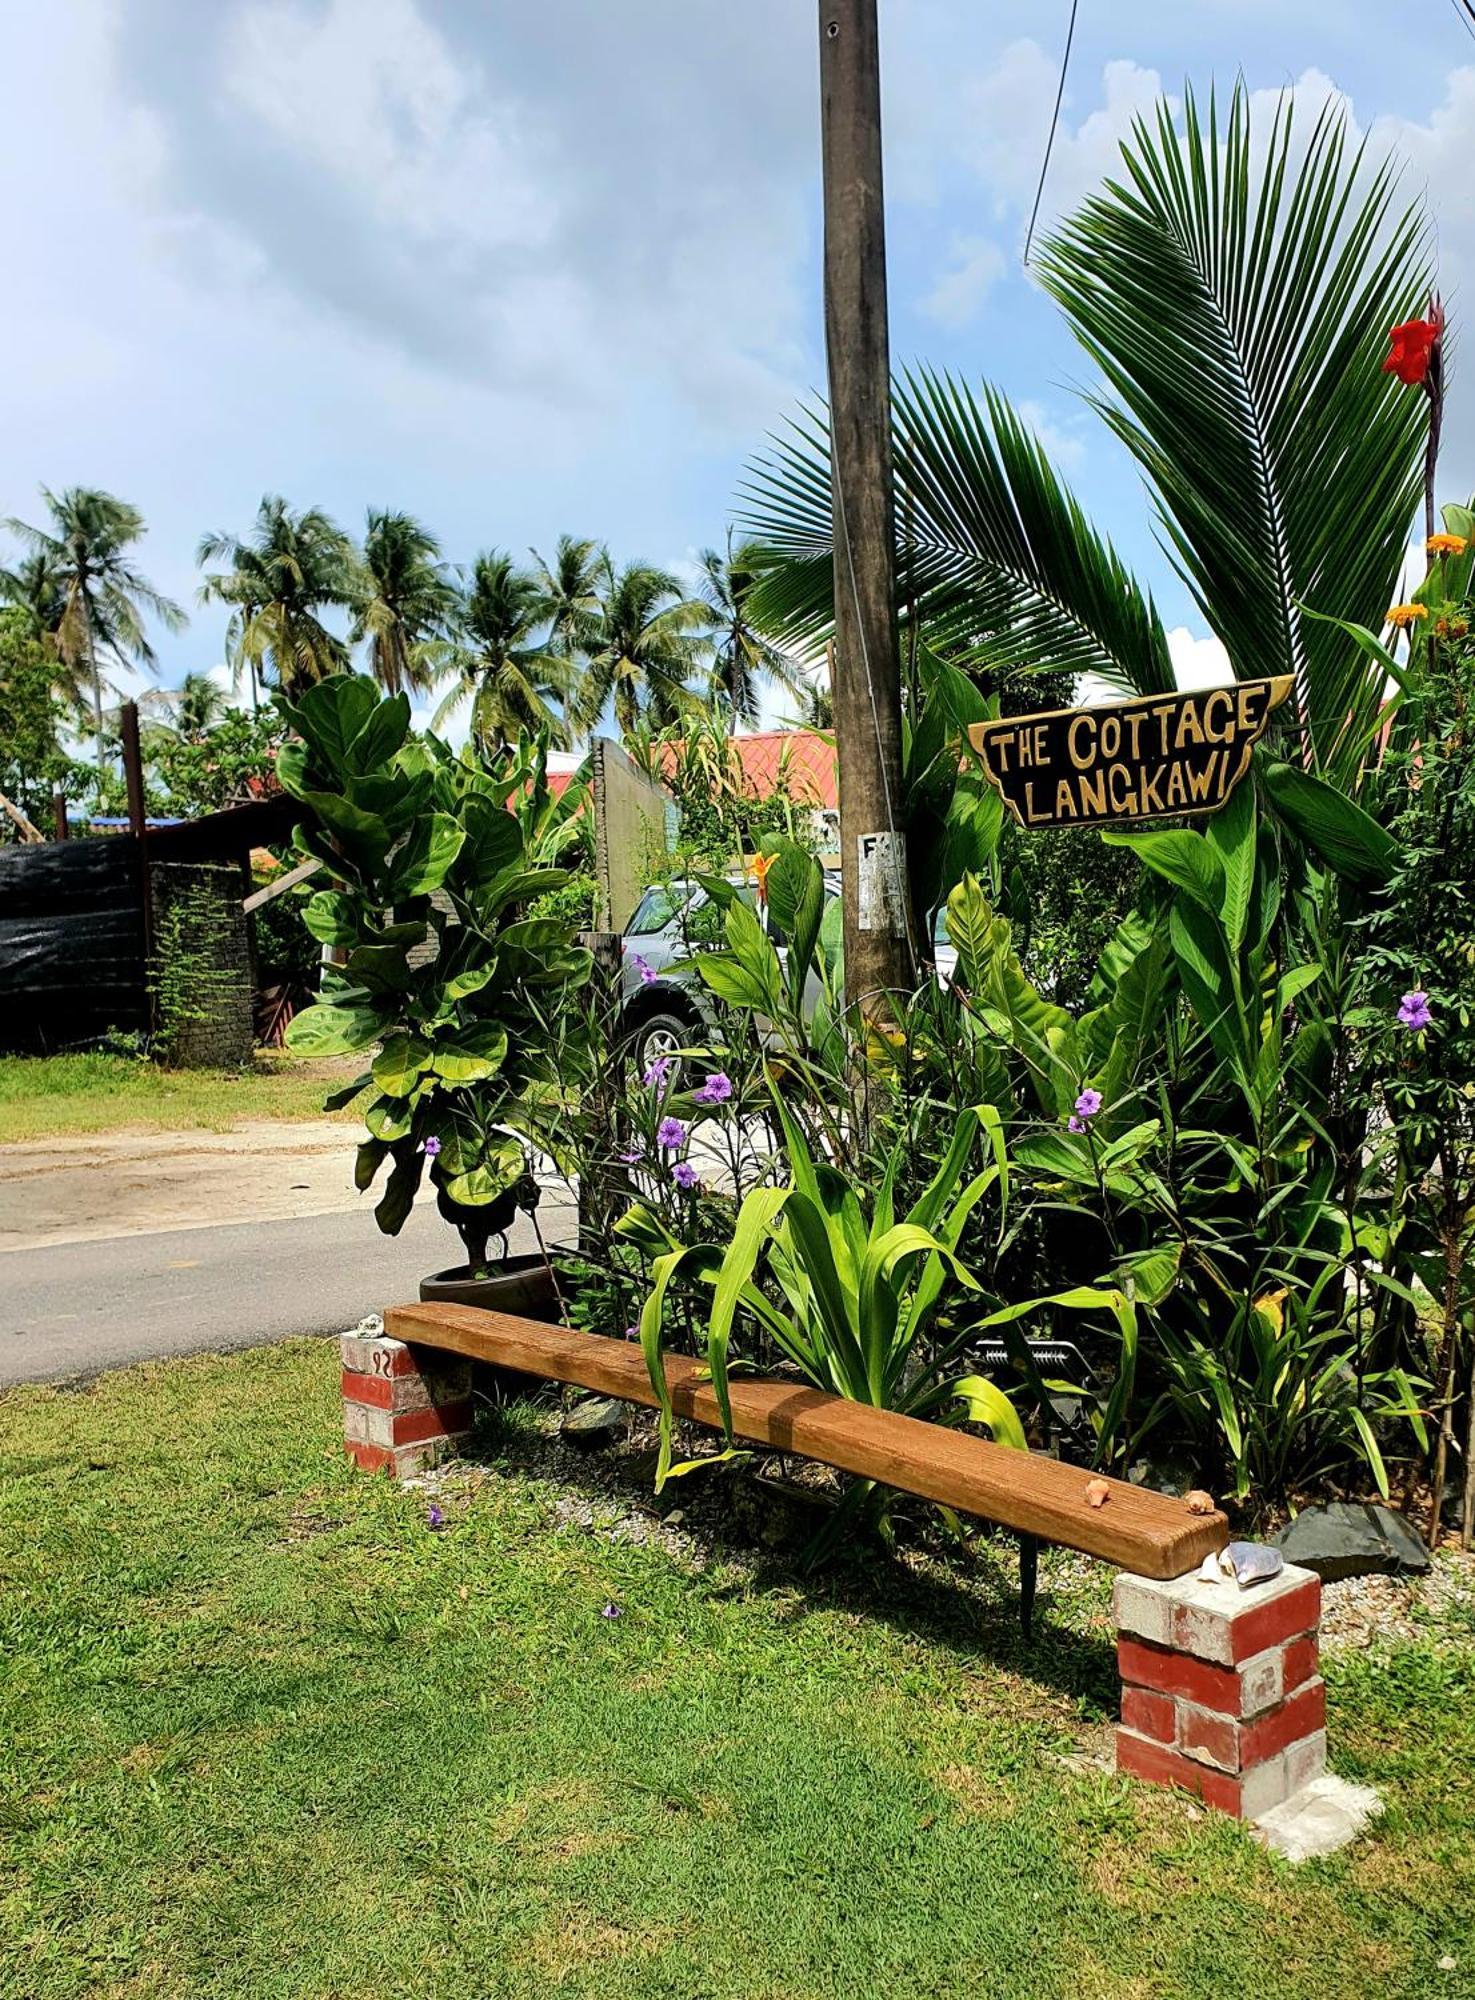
[1114,1562,1325,1819]
[341,1330,474,1478]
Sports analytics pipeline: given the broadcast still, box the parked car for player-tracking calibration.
[619,871,951,1071]
[618,877,742,1074]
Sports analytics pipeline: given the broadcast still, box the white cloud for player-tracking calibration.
[949,44,1168,241]
[1016,398,1087,471]
[1167,627,1233,691]
[226,0,554,255]
[922,235,1006,327]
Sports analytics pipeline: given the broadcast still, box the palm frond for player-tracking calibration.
[739,373,1174,699]
[1037,83,1430,763]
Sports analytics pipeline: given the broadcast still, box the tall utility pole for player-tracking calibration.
[819,0,914,1020]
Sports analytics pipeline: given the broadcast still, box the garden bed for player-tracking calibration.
[2,1340,1471,1999]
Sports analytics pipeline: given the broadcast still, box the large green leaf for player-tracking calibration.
[285,1002,383,1056]
[1103,827,1224,916]
[285,674,379,778]
[373,1030,431,1096]
[1039,84,1429,765]
[390,813,465,898]
[346,692,411,776]
[1259,756,1397,887]
[430,1022,509,1083]
[760,837,825,993]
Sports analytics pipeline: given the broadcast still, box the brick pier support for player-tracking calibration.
[341,1330,474,1477]
[1115,1561,1325,1820]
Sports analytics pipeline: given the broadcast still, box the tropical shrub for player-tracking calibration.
[278,675,592,1270]
[621,1096,1027,1509]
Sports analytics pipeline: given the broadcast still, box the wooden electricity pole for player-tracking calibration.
[819,0,914,1019]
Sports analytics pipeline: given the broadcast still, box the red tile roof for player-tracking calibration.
[545,730,837,809]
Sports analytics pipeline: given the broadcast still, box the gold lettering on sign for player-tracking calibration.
[967,676,1294,832]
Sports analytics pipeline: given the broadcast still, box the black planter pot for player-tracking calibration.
[419,1250,571,1405]
[418,1250,568,1321]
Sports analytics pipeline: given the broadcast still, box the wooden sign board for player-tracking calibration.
[966,677,1293,830]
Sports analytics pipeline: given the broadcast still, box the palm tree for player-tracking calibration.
[531,534,605,663]
[197,496,356,704]
[0,549,66,645]
[351,509,458,696]
[437,553,571,751]
[743,86,1427,780]
[696,533,807,726]
[170,671,229,740]
[4,487,186,775]
[572,561,710,737]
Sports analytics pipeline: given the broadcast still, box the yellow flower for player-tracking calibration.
[1427,533,1468,557]
[1386,603,1430,629]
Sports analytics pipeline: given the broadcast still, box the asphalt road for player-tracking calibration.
[0,1200,574,1388]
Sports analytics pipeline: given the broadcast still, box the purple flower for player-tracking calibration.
[618,1148,642,1166]
[426,1504,444,1530]
[601,1602,623,1620]
[631,954,656,986]
[643,1054,673,1089]
[422,1135,442,1157]
[1074,1089,1103,1119]
[1397,989,1433,1030]
[1068,1115,1087,1134]
[672,1160,701,1191]
[624,1323,639,1342]
[656,1117,688,1151]
[694,1071,733,1107]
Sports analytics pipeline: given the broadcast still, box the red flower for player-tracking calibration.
[1384,311,1442,388]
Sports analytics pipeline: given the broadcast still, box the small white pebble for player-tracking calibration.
[1438,1956,1457,1973]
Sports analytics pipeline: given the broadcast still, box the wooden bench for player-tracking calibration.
[378,1303,1229,1583]
[348,1305,1329,1822]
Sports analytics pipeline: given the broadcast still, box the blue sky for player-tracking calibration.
[3,0,1473,715]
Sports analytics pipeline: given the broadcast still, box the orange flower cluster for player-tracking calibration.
[1386,603,1430,629]
[1427,534,1467,558]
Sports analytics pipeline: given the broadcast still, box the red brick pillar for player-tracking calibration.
[341,1330,474,1477]
[1114,1561,1324,1820]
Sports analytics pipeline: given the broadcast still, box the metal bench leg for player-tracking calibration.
[1019,1533,1038,1641]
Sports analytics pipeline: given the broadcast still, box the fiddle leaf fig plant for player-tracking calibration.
[279,675,592,1270]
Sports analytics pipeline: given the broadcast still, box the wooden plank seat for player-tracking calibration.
[385,1302,1229,1591]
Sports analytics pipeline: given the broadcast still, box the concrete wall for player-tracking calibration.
[591,737,674,930]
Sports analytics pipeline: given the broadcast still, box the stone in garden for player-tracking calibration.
[1252,1772,1384,1862]
[561,1396,628,1448]
[1274,1501,1431,1581]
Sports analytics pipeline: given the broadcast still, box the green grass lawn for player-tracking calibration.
[0,1051,358,1143]
[1,1344,1471,2000]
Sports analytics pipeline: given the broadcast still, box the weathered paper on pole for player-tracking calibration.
[966,677,1294,830]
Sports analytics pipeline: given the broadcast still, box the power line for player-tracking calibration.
[1449,0,1475,42]
[1023,0,1081,266]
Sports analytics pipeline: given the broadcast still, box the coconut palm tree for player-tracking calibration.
[351,509,459,696]
[0,549,66,646]
[197,496,357,703]
[4,487,186,775]
[437,552,571,751]
[169,671,229,740]
[696,533,807,726]
[531,534,605,665]
[742,86,1428,779]
[572,561,710,737]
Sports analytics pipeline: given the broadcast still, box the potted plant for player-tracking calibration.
[277,674,593,1315]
